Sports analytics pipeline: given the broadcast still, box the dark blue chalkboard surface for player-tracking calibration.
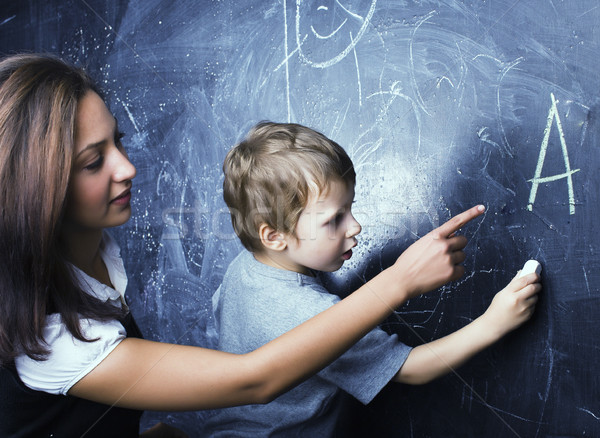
[2,1,599,436]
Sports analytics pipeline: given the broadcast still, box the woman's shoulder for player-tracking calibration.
[14,314,127,395]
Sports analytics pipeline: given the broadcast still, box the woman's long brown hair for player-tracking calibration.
[0,54,125,364]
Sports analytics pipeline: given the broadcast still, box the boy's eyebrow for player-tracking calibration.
[321,208,345,224]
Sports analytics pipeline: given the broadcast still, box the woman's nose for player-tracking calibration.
[112,149,137,182]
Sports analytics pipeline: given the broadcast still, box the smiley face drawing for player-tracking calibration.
[294,0,377,68]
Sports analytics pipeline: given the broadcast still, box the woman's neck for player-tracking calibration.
[61,228,112,287]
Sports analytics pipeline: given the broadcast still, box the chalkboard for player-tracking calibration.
[1,1,599,436]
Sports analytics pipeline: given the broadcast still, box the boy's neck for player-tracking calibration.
[253,250,314,277]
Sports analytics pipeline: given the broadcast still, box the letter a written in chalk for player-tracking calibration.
[527,93,580,215]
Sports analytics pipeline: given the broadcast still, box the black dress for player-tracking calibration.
[0,312,144,438]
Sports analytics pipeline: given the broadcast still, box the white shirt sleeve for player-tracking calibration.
[15,313,126,395]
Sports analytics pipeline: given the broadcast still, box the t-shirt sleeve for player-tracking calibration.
[258,281,412,406]
[318,326,412,405]
[15,314,126,395]
[300,286,412,405]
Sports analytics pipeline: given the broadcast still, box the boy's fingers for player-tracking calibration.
[515,273,541,286]
[431,205,485,239]
[449,265,465,280]
[524,282,542,297]
[513,281,542,302]
[447,235,468,251]
[450,250,466,265]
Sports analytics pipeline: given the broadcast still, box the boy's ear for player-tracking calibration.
[258,223,287,251]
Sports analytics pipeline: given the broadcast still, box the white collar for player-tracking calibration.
[69,231,128,306]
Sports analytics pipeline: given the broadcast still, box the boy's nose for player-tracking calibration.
[346,219,362,238]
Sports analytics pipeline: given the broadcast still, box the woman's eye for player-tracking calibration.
[84,156,103,171]
[115,132,126,148]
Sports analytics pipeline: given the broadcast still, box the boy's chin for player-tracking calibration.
[319,261,346,273]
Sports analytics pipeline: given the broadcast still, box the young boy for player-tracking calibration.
[205,122,540,437]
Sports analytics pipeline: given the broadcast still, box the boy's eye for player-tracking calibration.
[328,213,344,227]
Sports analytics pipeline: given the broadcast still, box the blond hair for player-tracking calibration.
[223,122,355,252]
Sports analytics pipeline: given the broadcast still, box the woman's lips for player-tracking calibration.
[342,249,353,260]
[111,190,131,205]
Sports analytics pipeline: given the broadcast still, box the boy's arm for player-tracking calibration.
[69,206,484,410]
[393,272,541,385]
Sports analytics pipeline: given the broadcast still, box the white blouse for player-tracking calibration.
[15,232,129,395]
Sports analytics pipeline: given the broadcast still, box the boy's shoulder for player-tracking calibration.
[220,250,337,308]
[215,251,344,338]
[223,249,317,284]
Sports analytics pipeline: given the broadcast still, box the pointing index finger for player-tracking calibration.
[433,205,485,239]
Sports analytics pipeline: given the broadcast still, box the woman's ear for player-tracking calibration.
[258,223,287,251]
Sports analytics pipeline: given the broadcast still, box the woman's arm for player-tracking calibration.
[69,205,484,410]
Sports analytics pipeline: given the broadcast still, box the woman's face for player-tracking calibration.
[63,91,136,233]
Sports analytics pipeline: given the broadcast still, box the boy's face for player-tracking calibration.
[282,180,361,275]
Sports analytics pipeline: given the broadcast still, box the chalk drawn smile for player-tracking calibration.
[311,6,348,40]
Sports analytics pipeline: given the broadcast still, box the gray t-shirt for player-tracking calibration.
[204,250,412,437]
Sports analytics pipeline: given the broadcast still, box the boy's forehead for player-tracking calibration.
[305,180,354,209]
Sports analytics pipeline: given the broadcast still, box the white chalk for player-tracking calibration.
[518,260,542,278]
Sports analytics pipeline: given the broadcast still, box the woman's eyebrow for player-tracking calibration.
[75,140,106,159]
[75,117,118,159]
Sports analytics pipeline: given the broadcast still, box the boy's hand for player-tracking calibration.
[140,422,189,438]
[393,205,485,298]
[481,272,541,337]
[392,270,541,385]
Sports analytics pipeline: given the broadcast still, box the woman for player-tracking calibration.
[0,53,483,437]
